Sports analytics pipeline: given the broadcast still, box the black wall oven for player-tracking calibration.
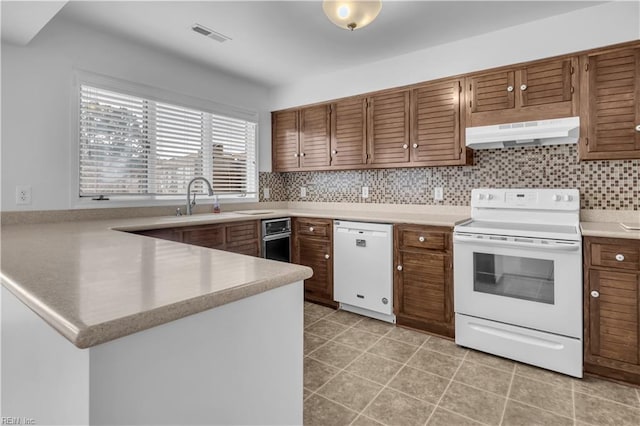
[262,218,291,262]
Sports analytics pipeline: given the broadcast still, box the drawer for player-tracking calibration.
[295,219,331,239]
[182,225,225,248]
[399,228,447,251]
[226,221,259,244]
[591,243,639,270]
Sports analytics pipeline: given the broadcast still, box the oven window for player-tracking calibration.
[473,253,554,304]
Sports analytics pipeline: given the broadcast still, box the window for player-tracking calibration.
[78,84,257,201]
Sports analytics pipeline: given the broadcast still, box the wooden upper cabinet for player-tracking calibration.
[518,59,573,108]
[580,46,640,160]
[299,105,331,168]
[467,57,577,127]
[411,80,463,165]
[468,70,515,114]
[367,90,411,165]
[330,97,367,167]
[272,110,299,171]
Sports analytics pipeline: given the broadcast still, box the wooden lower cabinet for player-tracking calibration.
[394,224,454,337]
[132,220,261,257]
[292,218,336,307]
[584,237,640,385]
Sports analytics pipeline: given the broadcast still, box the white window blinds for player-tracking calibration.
[79,85,257,198]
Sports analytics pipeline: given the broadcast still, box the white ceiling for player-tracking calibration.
[18,1,607,87]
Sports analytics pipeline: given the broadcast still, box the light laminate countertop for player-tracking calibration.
[580,221,640,240]
[0,207,469,349]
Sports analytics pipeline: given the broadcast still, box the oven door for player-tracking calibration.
[453,233,582,338]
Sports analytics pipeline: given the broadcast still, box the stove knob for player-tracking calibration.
[477,193,485,200]
[552,194,561,201]
[564,195,572,202]
[487,194,494,200]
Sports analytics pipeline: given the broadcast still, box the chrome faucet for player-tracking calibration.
[186,177,214,215]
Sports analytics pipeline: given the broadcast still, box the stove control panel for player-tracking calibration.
[471,188,580,211]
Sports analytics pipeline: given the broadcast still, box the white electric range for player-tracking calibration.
[453,188,583,377]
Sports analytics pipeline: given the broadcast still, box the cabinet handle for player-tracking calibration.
[309,227,314,232]
[507,86,514,92]
[300,152,305,157]
[331,150,337,155]
[293,153,299,157]
[412,143,418,149]
[325,254,330,260]
[590,290,600,298]
[615,254,625,262]
[397,265,403,271]
[402,144,408,149]
[635,124,640,132]
[520,84,528,91]
[418,236,425,242]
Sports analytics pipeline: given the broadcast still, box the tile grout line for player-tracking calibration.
[423,349,469,426]
[353,334,432,426]
[498,364,516,425]
[308,314,398,425]
[572,379,576,425]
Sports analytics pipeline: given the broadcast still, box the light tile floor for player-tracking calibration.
[303,302,640,426]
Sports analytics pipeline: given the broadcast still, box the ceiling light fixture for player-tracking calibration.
[322,0,382,31]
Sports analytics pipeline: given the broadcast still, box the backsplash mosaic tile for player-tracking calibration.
[259,145,639,210]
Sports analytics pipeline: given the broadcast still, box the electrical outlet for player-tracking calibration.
[16,185,32,205]
[263,187,270,200]
[300,187,307,198]
[434,187,444,201]
[362,186,369,198]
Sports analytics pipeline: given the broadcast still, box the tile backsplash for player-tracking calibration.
[259,145,638,210]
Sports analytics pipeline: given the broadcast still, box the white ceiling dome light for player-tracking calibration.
[322,0,383,31]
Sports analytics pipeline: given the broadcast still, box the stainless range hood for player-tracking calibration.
[465,116,580,150]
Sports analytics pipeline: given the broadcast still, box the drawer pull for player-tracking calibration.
[590,290,600,298]
[615,254,625,262]
[635,124,640,132]
[418,236,425,242]
[309,227,314,232]
[412,143,418,149]
[397,265,403,271]
[520,84,528,91]
[324,254,330,260]
[507,85,514,92]
[331,150,337,155]
[402,144,408,149]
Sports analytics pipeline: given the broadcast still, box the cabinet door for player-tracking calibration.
[299,105,331,168]
[394,249,453,336]
[225,221,260,257]
[581,47,640,159]
[411,80,462,164]
[330,97,367,167]
[272,110,299,171]
[296,237,333,303]
[587,269,639,365]
[468,70,515,114]
[182,225,225,249]
[368,90,410,165]
[518,58,573,108]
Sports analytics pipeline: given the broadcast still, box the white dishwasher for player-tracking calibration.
[333,220,395,323]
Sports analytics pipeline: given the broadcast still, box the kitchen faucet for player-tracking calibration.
[186,177,214,215]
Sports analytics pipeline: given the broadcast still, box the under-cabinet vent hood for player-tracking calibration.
[466,116,579,150]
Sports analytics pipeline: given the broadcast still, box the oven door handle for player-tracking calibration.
[453,235,580,251]
[263,232,291,242]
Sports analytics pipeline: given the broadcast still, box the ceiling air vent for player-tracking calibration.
[191,23,231,43]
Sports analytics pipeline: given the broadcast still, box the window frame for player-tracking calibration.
[70,70,259,209]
